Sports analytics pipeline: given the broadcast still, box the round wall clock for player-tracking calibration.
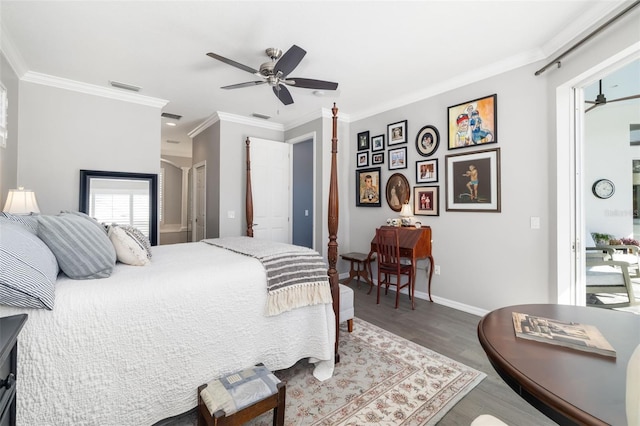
[592,179,615,199]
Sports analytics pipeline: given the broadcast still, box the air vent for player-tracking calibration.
[252,112,271,120]
[109,80,141,92]
[161,112,182,120]
[166,140,180,144]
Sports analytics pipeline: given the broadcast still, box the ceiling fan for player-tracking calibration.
[206,45,338,105]
[585,79,640,112]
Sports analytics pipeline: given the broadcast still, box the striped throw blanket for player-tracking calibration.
[203,237,332,316]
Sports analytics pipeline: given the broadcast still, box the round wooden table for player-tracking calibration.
[477,304,640,426]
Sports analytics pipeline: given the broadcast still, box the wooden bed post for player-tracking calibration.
[328,103,340,362]
[245,137,254,237]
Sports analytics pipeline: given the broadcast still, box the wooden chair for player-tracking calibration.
[375,227,414,309]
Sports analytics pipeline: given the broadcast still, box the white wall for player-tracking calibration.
[585,102,640,239]
[347,63,550,313]
[17,81,162,214]
[0,52,19,206]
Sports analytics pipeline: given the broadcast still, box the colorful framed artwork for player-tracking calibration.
[371,134,385,152]
[414,186,439,216]
[356,167,381,207]
[357,131,370,151]
[385,173,410,212]
[388,147,407,170]
[372,152,385,165]
[445,148,501,212]
[416,159,438,183]
[416,125,439,157]
[357,151,369,167]
[387,120,407,146]
[447,94,497,150]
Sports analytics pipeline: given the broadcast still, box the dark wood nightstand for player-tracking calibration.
[0,314,27,426]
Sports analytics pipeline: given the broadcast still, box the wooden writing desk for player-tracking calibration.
[369,226,434,301]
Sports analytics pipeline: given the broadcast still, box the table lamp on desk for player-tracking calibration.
[400,202,414,226]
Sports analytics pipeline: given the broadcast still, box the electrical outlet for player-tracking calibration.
[434,265,441,275]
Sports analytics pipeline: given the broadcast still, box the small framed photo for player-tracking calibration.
[357,131,370,151]
[356,167,381,207]
[387,120,407,145]
[447,94,497,150]
[445,147,501,212]
[414,186,439,216]
[388,147,407,170]
[371,134,385,152]
[385,173,411,212]
[372,152,385,165]
[416,125,439,157]
[357,151,369,167]
[416,159,438,183]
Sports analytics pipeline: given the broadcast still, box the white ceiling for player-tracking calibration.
[1,1,637,154]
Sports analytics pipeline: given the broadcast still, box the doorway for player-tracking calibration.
[192,161,206,242]
[292,138,314,248]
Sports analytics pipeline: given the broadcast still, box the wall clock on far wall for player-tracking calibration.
[592,178,615,199]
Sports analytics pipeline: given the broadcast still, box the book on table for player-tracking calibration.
[511,312,616,358]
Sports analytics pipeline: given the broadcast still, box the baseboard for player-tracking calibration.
[342,274,489,318]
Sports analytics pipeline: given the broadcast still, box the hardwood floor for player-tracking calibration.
[348,281,557,426]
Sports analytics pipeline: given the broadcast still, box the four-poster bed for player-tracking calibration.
[0,104,342,425]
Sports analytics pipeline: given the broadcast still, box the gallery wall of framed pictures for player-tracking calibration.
[352,92,500,215]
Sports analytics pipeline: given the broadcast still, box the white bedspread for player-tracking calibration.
[0,242,335,426]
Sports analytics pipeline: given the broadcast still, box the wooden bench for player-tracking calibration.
[197,364,286,426]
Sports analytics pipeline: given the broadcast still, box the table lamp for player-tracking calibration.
[3,187,40,214]
[399,202,413,226]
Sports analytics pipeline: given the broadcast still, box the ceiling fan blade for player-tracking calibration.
[274,45,306,78]
[607,94,640,103]
[585,100,597,104]
[285,78,338,91]
[273,85,294,105]
[206,52,258,75]
[585,104,600,113]
[221,81,266,90]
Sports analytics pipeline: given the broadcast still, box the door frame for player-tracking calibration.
[192,160,206,242]
[558,46,640,306]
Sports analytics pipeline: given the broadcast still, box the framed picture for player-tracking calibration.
[416,159,438,183]
[416,125,439,157]
[371,134,385,152]
[385,173,410,212]
[388,147,407,170]
[356,167,381,207]
[372,152,385,165]
[357,151,369,167]
[414,186,439,216]
[387,120,407,145]
[357,131,370,151]
[447,94,497,150]
[445,148,501,212]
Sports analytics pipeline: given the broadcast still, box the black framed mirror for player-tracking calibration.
[79,169,158,245]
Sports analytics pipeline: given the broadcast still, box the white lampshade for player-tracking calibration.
[3,187,40,214]
[399,202,413,217]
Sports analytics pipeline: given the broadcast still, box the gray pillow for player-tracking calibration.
[0,220,58,309]
[38,213,116,279]
[0,212,39,234]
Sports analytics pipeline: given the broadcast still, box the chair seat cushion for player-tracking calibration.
[200,365,280,417]
[611,253,639,265]
[586,264,627,286]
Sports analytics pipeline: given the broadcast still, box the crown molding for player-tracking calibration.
[188,111,285,139]
[21,71,168,108]
[0,24,28,77]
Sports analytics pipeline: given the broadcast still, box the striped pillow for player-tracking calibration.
[0,212,39,234]
[37,213,116,279]
[0,220,58,309]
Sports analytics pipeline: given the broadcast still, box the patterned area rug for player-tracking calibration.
[247,318,486,425]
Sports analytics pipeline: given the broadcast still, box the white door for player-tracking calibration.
[250,137,291,243]
[192,161,206,242]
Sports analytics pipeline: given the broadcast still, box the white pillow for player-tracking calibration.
[108,225,150,266]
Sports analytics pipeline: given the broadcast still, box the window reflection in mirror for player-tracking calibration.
[79,170,158,245]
